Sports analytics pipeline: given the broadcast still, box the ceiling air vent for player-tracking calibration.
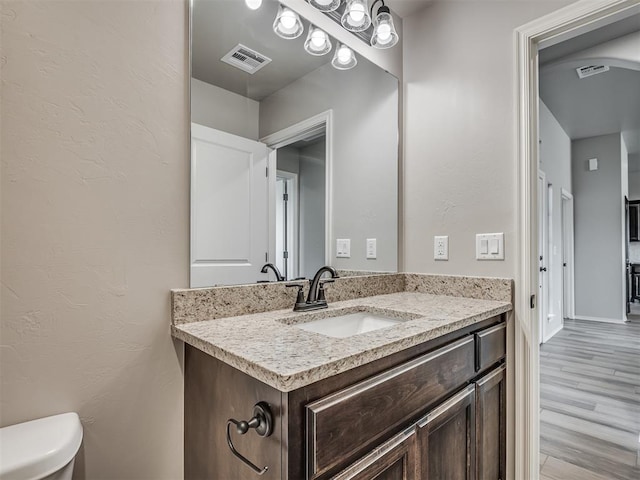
[221,44,272,75]
[576,65,610,79]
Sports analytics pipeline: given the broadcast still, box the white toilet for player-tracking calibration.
[0,412,83,480]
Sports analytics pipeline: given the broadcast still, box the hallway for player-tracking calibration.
[539,319,640,480]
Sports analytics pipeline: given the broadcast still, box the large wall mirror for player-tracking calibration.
[190,0,399,287]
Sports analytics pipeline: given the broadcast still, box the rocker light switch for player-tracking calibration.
[480,239,489,254]
[476,233,504,260]
[336,239,351,258]
[366,239,377,259]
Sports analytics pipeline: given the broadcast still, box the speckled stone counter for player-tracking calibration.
[171,290,512,392]
[172,273,511,324]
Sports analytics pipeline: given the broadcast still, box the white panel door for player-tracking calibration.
[191,123,269,287]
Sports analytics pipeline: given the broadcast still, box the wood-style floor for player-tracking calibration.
[539,318,640,480]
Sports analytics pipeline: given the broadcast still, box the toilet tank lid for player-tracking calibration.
[0,412,83,479]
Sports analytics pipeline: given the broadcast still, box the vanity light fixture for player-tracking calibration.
[341,0,371,32]
[304,26,333,55]
[245,0,262,10]
[307,0,341,12]
[273,5,304,39]
[331,43,357,70]
[370,0,398,48]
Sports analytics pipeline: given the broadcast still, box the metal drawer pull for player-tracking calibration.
[226,402,274,475]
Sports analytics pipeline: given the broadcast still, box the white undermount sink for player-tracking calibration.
[293,311,409,338]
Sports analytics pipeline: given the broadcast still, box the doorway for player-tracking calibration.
[515,1,640,478]
[261,110,333,280]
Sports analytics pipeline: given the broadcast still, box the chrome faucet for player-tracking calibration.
[286,266,339,311]
[260,263,284,282]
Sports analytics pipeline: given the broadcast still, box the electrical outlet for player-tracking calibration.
[434,236,449,260]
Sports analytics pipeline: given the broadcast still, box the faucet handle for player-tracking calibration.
[286,283,306,309]
[317,280,335,303]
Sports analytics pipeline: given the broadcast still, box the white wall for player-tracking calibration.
[260,59,399,273]
[191,78,259,140]
[403,0,573,277]
[539,100,572,329]
[1,1,187,478]
[572,133,625,321]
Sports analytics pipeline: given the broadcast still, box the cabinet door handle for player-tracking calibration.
[226,402,273,475]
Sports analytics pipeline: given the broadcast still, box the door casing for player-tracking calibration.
[514,1,640,478]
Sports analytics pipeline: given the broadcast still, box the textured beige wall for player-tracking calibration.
[1,1,188,478]
[403,0,574,278]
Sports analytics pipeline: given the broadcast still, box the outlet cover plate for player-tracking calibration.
[366,238,377,259]
[336,239,351,258]
[476,233,504,260]
[434,236,449,261]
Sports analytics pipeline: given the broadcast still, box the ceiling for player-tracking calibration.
[385,0,433,19]
[540,13,640,65]
[192,0,331,101]
[539,15,640,160]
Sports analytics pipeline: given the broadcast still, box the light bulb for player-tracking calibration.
[280,10,297,30]
[245,0,262,10]
[273,5,303,39]
[376,23,392,43]
[337,46,352,64]
[304,27,332,55]
[349,3,365,22]
[311,31,326,48]
[371,6,398,49]
[341,0,371,32]
[332,43,357,69]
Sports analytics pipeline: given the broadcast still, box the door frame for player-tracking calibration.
[561,189,575,320]
[261,110,333,267]
[514,0,640,478]
[537,170,548,345]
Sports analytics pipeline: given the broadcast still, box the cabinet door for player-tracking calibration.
[331,426,417,480]
[417,385,476,480]
[476,365,506,480]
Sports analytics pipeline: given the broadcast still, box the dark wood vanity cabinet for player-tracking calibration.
[417,384,476,480]
[184,315,507,480]
[332,426,418,480]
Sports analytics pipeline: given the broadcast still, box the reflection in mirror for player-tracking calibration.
[275,134,326,281]
[190,0,398,287]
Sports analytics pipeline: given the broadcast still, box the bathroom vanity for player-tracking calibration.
[172,274,511,480]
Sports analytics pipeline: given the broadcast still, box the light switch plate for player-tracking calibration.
[336,239,351,258]
[366,238,377,259]
[476,233,504,260]
[434,235,449,260]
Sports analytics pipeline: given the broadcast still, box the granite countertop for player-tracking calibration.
[171,291,512,392]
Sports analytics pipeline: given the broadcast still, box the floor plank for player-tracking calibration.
[540,456,615,480]
[539,319,640,480]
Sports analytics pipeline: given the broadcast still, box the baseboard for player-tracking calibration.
[571,315,625,324]
[542,323,563,343]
